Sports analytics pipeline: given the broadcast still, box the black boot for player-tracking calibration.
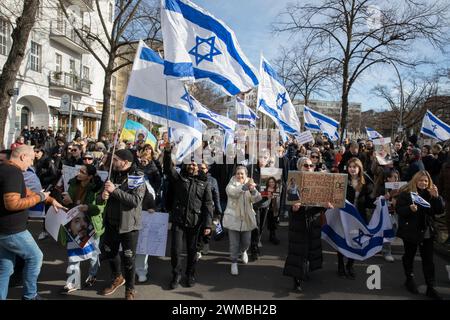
[346,260,355,280]
[337,254,346,278]
[405,276,419,294]
[170,274,182,290]
[426,286,442,300]
[293,278,303,292]
[269,231,280,245]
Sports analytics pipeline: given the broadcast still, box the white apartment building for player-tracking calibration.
[0,0,114,147]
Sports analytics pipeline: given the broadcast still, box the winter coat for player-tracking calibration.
[403,160,425,181]
[163,150,213,229]
[35,156,58,188]
[223,176,262,232]
[283,205,324,280]
[395,189,444,244]
[98,164,146,233]
[207,173,223,216]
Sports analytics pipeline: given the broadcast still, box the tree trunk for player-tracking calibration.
[340,61,350,144]
[0,0,40,149]
[98,66,113,140]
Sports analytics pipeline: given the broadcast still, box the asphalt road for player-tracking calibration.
[6,219,450,300]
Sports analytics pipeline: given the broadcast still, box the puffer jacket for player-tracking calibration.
[223,176,262,232]
[163,150,213,229]
[99,164,146,234]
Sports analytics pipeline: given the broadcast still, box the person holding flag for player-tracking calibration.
[395,171,444,300]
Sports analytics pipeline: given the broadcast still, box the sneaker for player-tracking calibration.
[293,278,303,292]
[102,275,125,296]
[186,275,196,287]
[125,288,136,300]
[22,294,46,300]
[170,274,182,290]
[85,275,96,287]
[60,284,78,294]
[38,231,48,240]
[137,275,147,283]
[231,263,239,275]
[241,251,248,264]
[383,254,395,263]
[195,252,202,261]
[426,286,443,300]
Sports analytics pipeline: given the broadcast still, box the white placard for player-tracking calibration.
[136,212,169,257]
[296,130,315,145]
[372,137,391,145]
[385,181,407,190]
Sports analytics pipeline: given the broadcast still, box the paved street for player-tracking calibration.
[7,219,450,300]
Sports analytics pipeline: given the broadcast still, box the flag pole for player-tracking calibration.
[108,110,125,179]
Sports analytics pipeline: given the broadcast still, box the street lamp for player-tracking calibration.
[385,60,404,135]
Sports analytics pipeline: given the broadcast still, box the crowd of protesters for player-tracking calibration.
[0,125,449,300]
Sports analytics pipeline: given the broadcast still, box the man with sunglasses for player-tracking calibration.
[82,152,97,168]
[64,145,84,167]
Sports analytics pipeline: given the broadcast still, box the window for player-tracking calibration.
[0,18,9,55]
[56,8,64,32]
[30,41,41,72]
[69,59,76,74]
[83,66,89,80]
[55,53,62,72]
[109,3,113,23]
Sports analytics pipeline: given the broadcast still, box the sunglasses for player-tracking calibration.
[303,164,315,168]
[83,157,93,161]
[310,155,319,159]
[71,149,79,152]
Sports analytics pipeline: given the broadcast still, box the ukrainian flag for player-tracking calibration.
[120,119,157,149]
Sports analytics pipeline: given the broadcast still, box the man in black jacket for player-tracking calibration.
[99,149,145,300]
[164,146,213,289]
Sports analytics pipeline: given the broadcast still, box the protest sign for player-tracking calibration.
[137,212,169,257]
[45,206,72,241]
[373,137,393,165]
[296,130,314,145]
[286,171,348,208]
[260,167,283,197]
[62,206,96,249]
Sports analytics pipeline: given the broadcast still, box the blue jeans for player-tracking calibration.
[0,230,43,300]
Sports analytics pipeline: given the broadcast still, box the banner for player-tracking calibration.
[119,119,157,149]
[295,130,314,145]
[63,206,96,249]
[286,171,348,208]
[136,212,169,257]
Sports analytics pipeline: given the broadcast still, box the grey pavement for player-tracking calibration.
[6,220,450,300]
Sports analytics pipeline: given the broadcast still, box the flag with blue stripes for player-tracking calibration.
[67,237,99,263]
[420,110,450,142]
[161,0,259,95]
[128,175,145,190]
[365,127,383,140]
[410,192,431,208]
[321,197,395,261]
[123,41,205,162]
[257,56,301,137]
[303,105,340,141]
[236,96,258,127]
[190,94,237,133]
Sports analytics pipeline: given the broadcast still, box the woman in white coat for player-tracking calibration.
[223,166,262,275]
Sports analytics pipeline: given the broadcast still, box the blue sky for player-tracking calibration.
[194,0,450,111]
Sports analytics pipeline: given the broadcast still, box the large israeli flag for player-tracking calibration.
[420,110,450,142]
[161,0,259,95]
[257,56,301,136]
[123,41,205,161]
[321,197,395,261]
[236,96,258,127]
[303,105,340,141]
[365,127,383,140]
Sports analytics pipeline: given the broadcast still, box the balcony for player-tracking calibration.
[66,0,94,12]
[49,21,90,54]
[49,71,91,95]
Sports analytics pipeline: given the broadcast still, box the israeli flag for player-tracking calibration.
[67,238,99,263]
[123,41,204,161]
[303,105,340,141]
[128,175,145,190]
[321,197,395,261]
[257,56,301,136]
[410,192,431,208]
[190,94,237,133]
[236,96,258,127]
[161,0,259,95]
[420,110,450,142]
[365,127,383,140]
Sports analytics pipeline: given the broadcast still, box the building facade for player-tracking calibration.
[1,0,114,147]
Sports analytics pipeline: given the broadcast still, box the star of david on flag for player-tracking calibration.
[189,36,222,65]
[161,0,259,95]
[276,92,288,111]
[303,105,340,141]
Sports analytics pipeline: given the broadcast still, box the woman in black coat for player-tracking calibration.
[283,157,332,292]
[395,170,444,300]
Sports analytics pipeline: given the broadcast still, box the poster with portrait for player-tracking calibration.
[260,167,283,197]
[286,171,348,208]
[373,137,394,165]
[62,206,96,249]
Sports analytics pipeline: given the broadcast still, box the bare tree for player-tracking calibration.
[274,45,338,106]
[0,0,40,149]
[274,0,450,142]
[58,0,161,139]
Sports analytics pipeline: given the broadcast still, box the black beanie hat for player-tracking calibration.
[115,149,134,162]
[84,164,97,177]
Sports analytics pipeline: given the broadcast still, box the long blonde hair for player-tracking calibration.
[400,170,434,193]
